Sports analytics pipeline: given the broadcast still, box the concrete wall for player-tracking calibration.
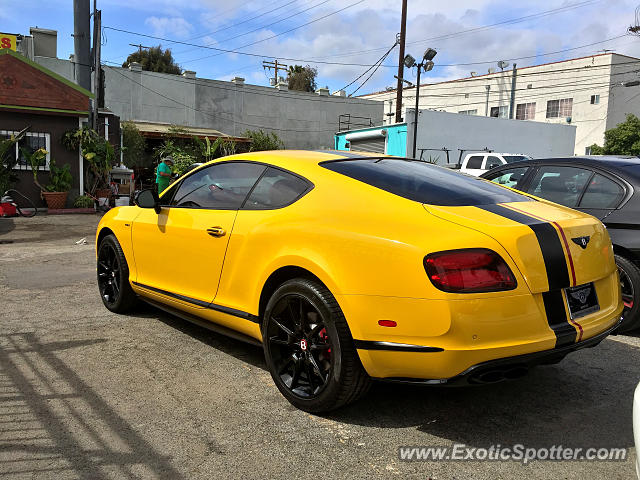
[101,67,382,149]
[405,108,576,164]
[34,57,383,150]
[605,55,640,134]
[361,53,638,156]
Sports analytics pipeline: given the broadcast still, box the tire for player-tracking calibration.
[262,278,371,413]
[97,233,137,313]
[615,254,640,333]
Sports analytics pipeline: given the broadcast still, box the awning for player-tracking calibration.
[129,121,250,143]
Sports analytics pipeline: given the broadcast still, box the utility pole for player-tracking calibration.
[484,85,491,116]
[91,4,101,130]
[394,0,407,123]
[509,63,517,119]
[73,0,91,92]
[263,59,288,85]
[129,43,152,55]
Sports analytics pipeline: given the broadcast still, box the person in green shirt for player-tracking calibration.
[156,156,173,194]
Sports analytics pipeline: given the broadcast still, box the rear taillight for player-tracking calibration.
[424,248,517,293]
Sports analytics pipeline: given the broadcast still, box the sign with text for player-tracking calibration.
[0,33,17,51]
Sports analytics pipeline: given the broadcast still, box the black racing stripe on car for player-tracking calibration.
[477,203,576,347]
[542,290,577,348]
[478,204,570,290]
[132,281,260,323]
[353,340,444,352]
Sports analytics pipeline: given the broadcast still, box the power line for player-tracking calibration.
[349,48,395,97]
[176,0,332,58]
[185,0,301,42]
[340,42,397,92]
[181,0,367,65]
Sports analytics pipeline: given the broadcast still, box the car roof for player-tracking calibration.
[204,150,387,176]
[526,155,640,167]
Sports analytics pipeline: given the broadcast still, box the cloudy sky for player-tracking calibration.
[3,0,640,94]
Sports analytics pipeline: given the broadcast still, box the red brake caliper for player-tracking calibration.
[318,328,331,359]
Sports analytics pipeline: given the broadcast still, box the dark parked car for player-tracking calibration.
[481,156,640,332]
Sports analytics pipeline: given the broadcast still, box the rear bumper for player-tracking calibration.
[376,315,623,386]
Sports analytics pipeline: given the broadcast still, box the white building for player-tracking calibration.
[360,53,640,155]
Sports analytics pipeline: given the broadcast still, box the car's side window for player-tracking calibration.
[171,162,266,209]
[485,156,503,170]
[579,173,625,209]
[466,155,484,169]
[243,167,310,210]
[527,166,592,207]
[487,167,529,189]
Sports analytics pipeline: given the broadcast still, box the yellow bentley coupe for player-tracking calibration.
[96,150,623,412]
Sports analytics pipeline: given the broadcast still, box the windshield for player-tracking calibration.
[322,158,531,206]
[503,155,530,163]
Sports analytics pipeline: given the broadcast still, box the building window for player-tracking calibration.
[464,93,470,99]
[591,94,600,105]
[516,102,536,120]
[458,109,477,115]
[546,98,573,118]
[585,146,592,155]
[0,131,51,171]
[490,106,509,118]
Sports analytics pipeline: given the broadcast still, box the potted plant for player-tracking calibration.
[62,127,115,198]
[23,147,72,209]
[42,159,72,209]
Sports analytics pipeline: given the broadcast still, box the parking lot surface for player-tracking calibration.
[0,214,638,479]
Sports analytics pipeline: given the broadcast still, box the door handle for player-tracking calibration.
[207,227,226,237]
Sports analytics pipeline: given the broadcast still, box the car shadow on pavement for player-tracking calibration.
[0,332,185,479]
[328,338,639,449]
[134,306,267,371]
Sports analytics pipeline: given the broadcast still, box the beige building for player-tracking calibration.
[360,53,640,155]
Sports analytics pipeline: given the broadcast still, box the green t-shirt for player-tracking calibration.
[156,162,171,192]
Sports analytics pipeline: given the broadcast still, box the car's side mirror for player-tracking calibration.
[135,189,161,213]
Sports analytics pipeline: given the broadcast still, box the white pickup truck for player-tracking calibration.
[460,152,532,176]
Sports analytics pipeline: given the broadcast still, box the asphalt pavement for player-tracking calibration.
[0,214,638,479]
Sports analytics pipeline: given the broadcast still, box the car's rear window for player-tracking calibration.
[503,155,530,163]
[322,158,531,206]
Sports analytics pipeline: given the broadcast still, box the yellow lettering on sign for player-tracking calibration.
[0,33,17,51]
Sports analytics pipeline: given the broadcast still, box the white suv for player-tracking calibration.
[460,153,532,176]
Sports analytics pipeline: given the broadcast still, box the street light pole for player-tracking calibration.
[412,66,422,159]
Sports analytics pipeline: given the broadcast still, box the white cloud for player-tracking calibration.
[145,16,194,39]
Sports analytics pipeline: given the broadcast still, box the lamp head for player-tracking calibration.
[423,48,437,62]
[403,54,416,68]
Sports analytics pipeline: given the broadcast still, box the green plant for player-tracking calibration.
[589,113,640,155]
[122,45,181,74]
[73,195,95,208]
[0,127,28,194]
[20,146,48,192]
[243,130,284,151]
[63,127,115,195]
[287,65,318,92]
[46,159,72,192]
[121,121,147,169]
[168,151,198,176]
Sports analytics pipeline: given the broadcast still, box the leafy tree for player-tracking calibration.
[122,46,181,74]
[287,65,318,92]
[243,129,284,151]
[121,121,148,169]
[589,114,640,155]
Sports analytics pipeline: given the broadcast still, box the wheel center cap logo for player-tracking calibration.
[300,339,308,351]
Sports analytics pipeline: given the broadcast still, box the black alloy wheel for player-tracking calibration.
[97,234,137,313]
[266,294,332,398]
[615,254,640,333]
[262,278,370,412]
